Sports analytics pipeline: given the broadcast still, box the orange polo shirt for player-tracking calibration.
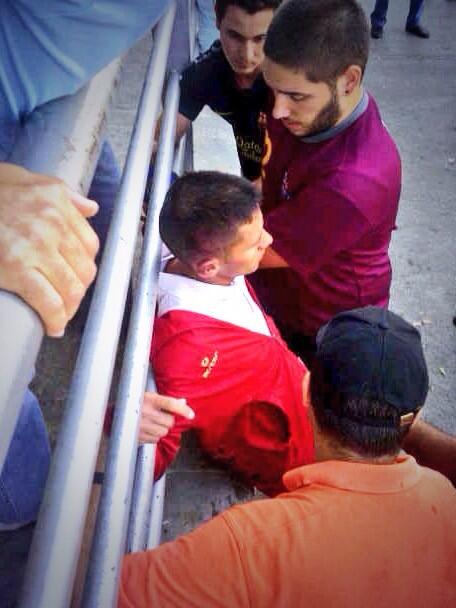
[119,455,456,607]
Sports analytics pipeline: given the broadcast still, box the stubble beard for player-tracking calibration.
[300,84,341,138]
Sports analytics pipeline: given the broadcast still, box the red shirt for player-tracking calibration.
[120,455,456,608]
[151,305,314,496]
[251,93,401,336]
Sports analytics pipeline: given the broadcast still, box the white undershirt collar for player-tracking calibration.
[157,272,271,336]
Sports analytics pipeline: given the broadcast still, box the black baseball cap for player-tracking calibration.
[315,307,429,425]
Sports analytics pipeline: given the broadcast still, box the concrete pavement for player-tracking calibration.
[361,0,456,433]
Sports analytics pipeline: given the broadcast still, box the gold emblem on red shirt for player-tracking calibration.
[201,351,219,378]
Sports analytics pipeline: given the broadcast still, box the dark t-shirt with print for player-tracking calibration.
[179,41,268,180]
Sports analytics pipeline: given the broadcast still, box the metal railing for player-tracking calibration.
[81,68,181,608]
[15,2,184,606]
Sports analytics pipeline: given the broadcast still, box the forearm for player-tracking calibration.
[404,418,456,486]
[151,112,190,160]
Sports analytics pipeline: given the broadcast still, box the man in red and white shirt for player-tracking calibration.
[142,171,314,496]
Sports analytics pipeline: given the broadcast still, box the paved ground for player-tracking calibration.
[360,0,456,433]
[1,0,455,604]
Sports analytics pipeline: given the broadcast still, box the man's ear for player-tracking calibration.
[338,64,363,97]
[195,257,221,280]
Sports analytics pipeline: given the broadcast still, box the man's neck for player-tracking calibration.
[164,258,232,286]
[165,258,199,280]
[299,87,367,144]
[315,433,397,466]
[336,86,363,126]
[233,71,259,90]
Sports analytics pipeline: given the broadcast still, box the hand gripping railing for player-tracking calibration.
[125,0,195,558]
[124,133,190,561]
[0,58,121,474]
[18,3,177,607]
[81,69,181,608]
[124,98,192,560]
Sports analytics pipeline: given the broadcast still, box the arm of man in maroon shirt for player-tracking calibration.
[259,182,372,277]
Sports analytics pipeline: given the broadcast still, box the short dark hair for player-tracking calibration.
[160,171,261,264]
[310,360,408,458]
[215,0,281,23]
[264,0,369,84]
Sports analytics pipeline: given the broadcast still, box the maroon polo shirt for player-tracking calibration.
[251,92,401,337]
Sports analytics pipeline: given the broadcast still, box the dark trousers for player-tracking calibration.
[371,0,425,28]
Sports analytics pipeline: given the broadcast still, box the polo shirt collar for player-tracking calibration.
[158,272,246,315]
[283,454,422,494]
[159,272,243,299]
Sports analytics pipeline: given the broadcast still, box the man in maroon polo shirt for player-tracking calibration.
[250,0,401,364]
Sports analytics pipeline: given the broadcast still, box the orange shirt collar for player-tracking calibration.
[283,453,422,494]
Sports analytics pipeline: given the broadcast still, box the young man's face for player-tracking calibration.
[218,206,273,281]
[262,58,342,137]
[217,6,274,78]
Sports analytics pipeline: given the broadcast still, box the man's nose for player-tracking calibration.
[262,230,273,249]
[272,94,290,120]
[243,41,256,64]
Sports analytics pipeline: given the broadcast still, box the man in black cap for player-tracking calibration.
[120,307,456,608]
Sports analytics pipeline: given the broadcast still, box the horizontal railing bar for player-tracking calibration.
[0,295,42,472]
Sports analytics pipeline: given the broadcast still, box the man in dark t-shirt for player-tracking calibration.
[175,0,281,182]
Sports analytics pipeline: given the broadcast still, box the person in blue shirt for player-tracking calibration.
[0,0,168,530]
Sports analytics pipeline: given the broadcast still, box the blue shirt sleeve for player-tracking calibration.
[0,0,168,123]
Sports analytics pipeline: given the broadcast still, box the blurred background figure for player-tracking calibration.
[196,0,218,52]
[370,0,429,39]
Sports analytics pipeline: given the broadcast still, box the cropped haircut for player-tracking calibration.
[264,0,369,84]
[310,358,407,457]
[160,171,261,264]
[215,0,282,22]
